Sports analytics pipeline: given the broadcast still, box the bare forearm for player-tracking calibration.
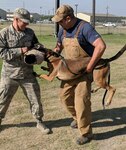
[86,38,106,73]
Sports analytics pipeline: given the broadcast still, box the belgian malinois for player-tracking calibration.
[26,44,126,107]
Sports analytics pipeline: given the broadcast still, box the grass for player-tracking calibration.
[102,34,126,44]
[0,24,126,150]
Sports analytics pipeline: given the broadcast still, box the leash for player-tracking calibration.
[94,59,109,70]
[59,55,80,76]
[40,47,81,76]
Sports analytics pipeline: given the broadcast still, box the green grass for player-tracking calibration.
[102,34,126,44]
[37,35,57,48]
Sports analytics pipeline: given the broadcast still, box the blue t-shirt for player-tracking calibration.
[57,19,101,56]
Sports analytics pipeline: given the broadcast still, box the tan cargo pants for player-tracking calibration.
[60,73,93,136]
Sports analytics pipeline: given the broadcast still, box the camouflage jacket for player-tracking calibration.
[0,24,38,79]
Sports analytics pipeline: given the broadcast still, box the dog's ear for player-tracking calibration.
[52,51,60,57]
[41,66,50,71]
[34,45,60,58]
[33,44,48,53]
[33,43,42,49]
[47,49,60,57]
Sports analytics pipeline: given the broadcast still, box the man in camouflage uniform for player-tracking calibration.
[0,8,50,134]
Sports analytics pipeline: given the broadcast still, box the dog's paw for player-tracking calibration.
[32,72,38,77]
[91,89,97,93]
[41,66,50,71]
[105,101,111,106]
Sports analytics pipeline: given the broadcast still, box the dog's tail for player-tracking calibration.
[106,44,126,62]
[101,44,126,109]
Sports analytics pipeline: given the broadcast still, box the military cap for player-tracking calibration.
[14,8,30,23]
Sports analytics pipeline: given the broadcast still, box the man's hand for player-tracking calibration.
[54,42,62,53]
[21,47,29,54]
[54,47,61,53]
[86,65,93,73]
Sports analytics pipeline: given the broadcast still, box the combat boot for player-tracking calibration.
[36,120,50,134]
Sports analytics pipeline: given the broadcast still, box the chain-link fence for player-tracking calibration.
[0,22,126,36]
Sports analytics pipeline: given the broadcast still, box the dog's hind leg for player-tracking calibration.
[94,77,116,106]
[91,87,101,93]
[93,65,116,106]
[104,85,116,106]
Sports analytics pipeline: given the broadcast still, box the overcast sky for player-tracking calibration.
[0,0,125,16]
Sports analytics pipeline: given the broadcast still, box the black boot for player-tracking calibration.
[36,119,50,134]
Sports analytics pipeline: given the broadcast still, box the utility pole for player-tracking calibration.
[39,6,42,36]
[106,6,109,22]
[106,6,110,34]
[55,0,60,37]
[75,4,78,17]
[23,1,25,8]
[92,0,96,28]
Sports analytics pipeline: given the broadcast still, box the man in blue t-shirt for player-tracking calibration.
[52,5,106,145]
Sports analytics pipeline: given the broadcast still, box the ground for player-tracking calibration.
[0,61,126,150]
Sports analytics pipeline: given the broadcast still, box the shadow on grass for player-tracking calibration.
[0,122,36,131]
[46,117,73,128]
[92,106,126,140]
[1,107,125,140]
[0,118,72,133]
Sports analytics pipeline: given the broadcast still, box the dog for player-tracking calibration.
[29,44,126,107]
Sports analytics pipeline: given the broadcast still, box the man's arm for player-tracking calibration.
[54,42,63,53]
[86,37,106,73]
[0,30,39,61]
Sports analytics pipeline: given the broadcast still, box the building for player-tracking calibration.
[0,8,6,20]
[6,11,40,22]
[77,12,126,24]
[31,13,41,22]
[6,12,13,21]
[77,13,91,22]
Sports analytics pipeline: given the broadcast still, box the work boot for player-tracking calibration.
[70,120,77,129]
[76,134,93,145]
[36,120,50,134]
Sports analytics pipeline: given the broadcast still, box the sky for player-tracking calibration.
[0,0,125,16]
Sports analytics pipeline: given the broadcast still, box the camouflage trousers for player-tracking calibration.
[0,76,43,120]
